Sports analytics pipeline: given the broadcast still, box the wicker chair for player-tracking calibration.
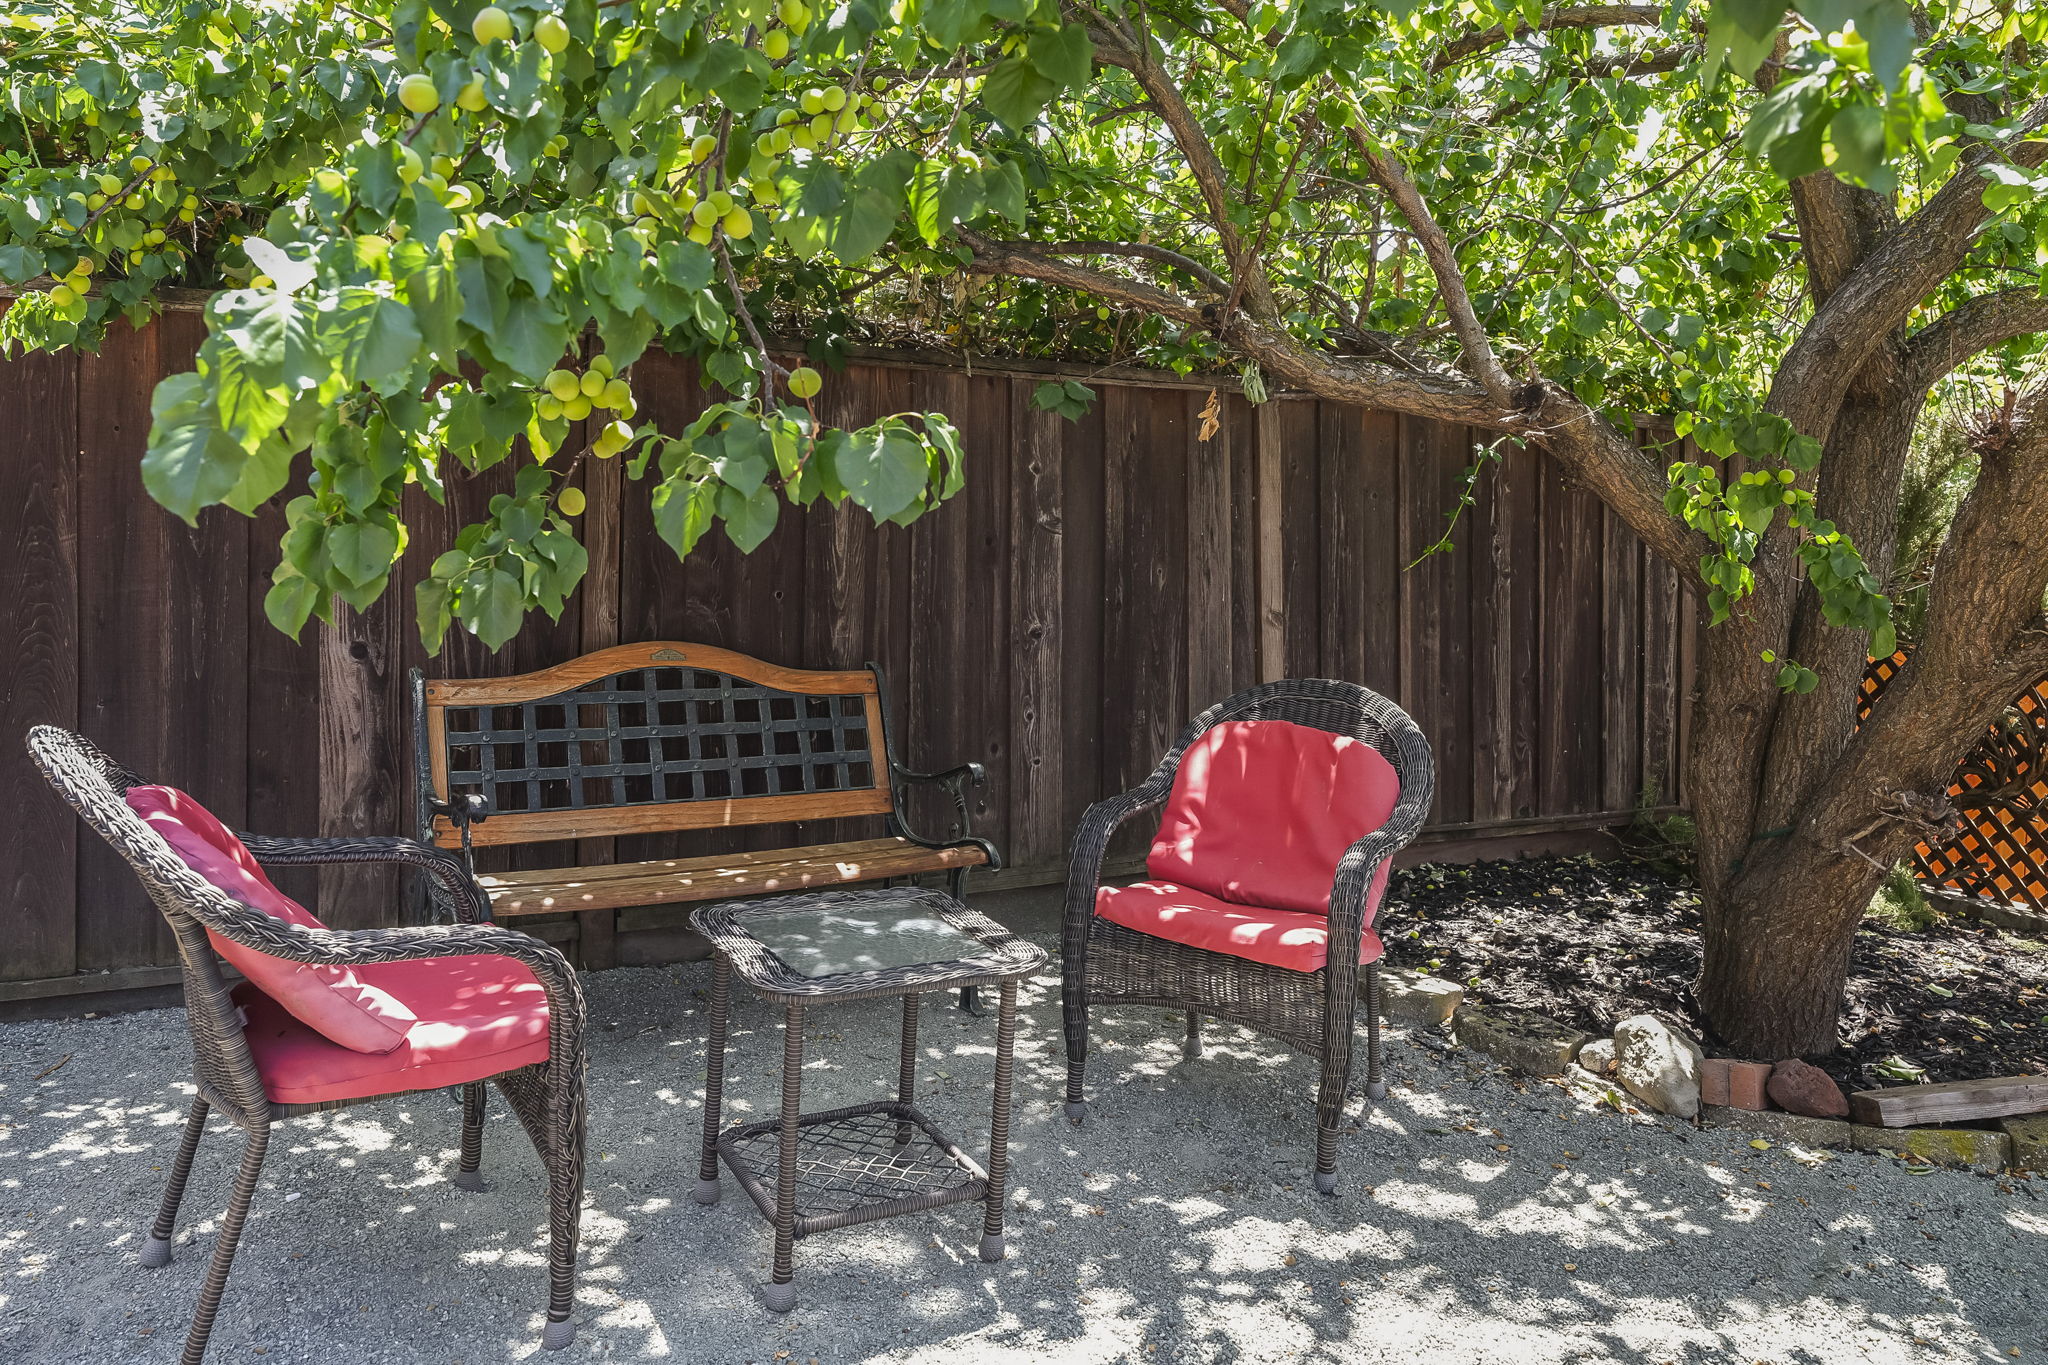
[25,726,588,1362]
[1060,679,1434,1194]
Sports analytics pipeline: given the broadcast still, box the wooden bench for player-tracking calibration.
[409,643,1000,990]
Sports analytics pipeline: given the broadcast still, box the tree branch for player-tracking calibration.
[1080,8,1281,323]
[1905,288,2048,392]
[1767,98,2048,442]
[1431,5,1673,70]
[1028,240,1230,295]
[1350,132,1516,405]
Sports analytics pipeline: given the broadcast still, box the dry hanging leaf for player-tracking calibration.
[1197,389,1222,443]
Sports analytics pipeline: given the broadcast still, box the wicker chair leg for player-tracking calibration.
[979,979,1019,1263]
[1182,1011,1203,1060]
[1312,1125,1340,1197]
[894,992,920,1149]
[1363,963,1388,1102]
[694,954,732,1207]
[764,1003,805,1314]
[453,1082,488,1192]
[1062,982,1089,1125]
[540,1156,580,1350]
[179,1122,269,1365]
[142,1096,210,1268]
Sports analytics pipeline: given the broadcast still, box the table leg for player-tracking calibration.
[694,954,731,1206]
[979,977,1019,1263]
[895,992,920,1149]
[765,1002,805,1313]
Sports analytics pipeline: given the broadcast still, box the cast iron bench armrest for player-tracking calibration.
[887,758,1003,871]
[238,833,493,925]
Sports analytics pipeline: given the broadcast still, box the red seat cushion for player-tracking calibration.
[234,953,551,1105]
[1096,881,1384,973]
[126,786,417,1055]
[1145,719,1402,917]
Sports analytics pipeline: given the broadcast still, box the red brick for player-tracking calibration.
[1701,1058,1773,1111]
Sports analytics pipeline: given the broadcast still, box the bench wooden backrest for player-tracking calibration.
[412,642,894,850]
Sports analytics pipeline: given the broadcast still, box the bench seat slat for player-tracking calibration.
[474,837,990,917]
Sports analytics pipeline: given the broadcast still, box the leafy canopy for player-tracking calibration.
[1,0,2042,659]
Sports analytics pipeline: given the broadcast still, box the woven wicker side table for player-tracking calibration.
[689,887,1047,1312]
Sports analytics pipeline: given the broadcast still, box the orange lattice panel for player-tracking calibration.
[1859,654,2048,911]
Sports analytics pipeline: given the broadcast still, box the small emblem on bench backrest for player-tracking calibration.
[650,648,687,661]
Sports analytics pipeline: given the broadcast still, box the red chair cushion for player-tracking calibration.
[234,953,551,1105]
[1096,881,1385,973]
[126,786,416,1055]
[1145,719,1402,916]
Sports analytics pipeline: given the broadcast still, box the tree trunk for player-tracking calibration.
[1692,810,1895,1057]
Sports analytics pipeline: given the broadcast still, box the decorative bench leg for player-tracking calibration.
[979,978,1019,1263]
[764,1002,804,1314]
[142,1096,209,1268]
[180,1122,269,1365]
[895,992,919,1149]
[951,868,986,1016]
[695,955,731,1207]
[1183,1011,1203,1060]
[454,1082,488,1191]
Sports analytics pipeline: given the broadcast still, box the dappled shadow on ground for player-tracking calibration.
[0,957,2042,1363]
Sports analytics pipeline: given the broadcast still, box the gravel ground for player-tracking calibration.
[1,948,2044,1365]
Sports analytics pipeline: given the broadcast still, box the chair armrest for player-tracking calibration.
[1323,757,1436,982]
[1063,781,1172,933]
[237,833,492,925]
[887,760,1004,871]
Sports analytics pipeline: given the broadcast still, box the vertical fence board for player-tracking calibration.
[1316,403,1369,688]
[1008,395,1067,868]
[0,345,79,980]
[1187,388,1237,715]
[1058,387,1107,840]
[1601,507,1646,813]
[1355,410,1404,703]
[75,319,179,969]
[1541,465,1607,814]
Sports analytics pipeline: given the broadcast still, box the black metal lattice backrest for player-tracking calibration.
[415,643,896,850]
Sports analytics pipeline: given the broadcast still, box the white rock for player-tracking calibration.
[1612,1014,1705,1119]
[1578,1037,1617,1074]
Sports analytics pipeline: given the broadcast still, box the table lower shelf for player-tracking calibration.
[716,1099,990,1238]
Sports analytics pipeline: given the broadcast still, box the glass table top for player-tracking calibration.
[746,902,990,979]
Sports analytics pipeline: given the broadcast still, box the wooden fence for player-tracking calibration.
[0,314,1697,1006]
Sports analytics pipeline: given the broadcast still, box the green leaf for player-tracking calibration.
[825,151,916,264]
[1028,25,1094,91]
[981,55,1059,130]
[462,567,526,649]
[327,521,401,587]
[220,290,325,395]
[718,481,780,551]
[264,574,323,641]
[324,288,423,391]
[837,426,928,520]
[142,373,244,522]
[0,245,47,285]
[652,477,717,559]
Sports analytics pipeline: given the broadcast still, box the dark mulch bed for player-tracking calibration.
[1386,855,2048,1090]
